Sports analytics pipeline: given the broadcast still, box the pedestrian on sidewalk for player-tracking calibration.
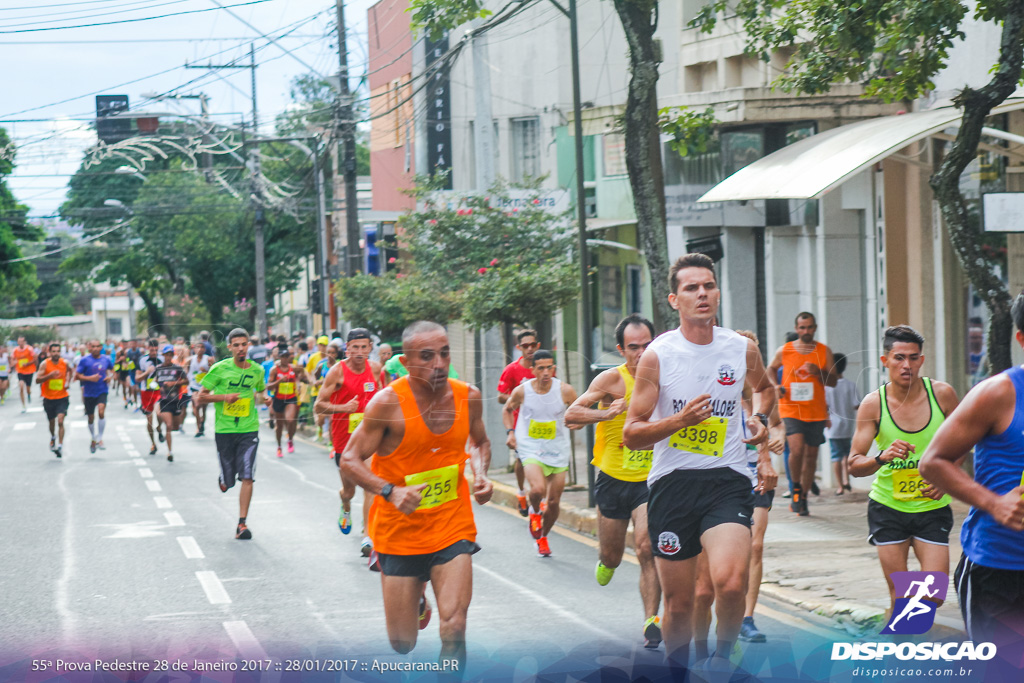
[825,352,860,496]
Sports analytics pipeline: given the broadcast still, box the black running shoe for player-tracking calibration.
[167,453,173,462]
[54,446,62,459]
[235,522,252,540]
[149,445,157,455]
[158,430,165,443]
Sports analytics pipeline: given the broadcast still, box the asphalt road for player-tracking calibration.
[0,389,848,681]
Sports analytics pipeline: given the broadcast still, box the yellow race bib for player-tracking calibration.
[18,358,28,368]
[670,418,728,457]
[113,363,120,371]
[405,463,460,510]
[623,447,653,471]
[893,468,927,501]
[528,419,557,440]
[223,397,251,417]
[195,372,207,383]
[348,412,364,433]
[147,378,159,391]
[278,382,295,395]
[48,379,64,391]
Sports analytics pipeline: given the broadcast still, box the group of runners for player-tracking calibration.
[8,250,1024,672]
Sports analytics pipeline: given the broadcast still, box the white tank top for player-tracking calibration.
[0,353,9,377]
[187,355,211,391]
[647,327,749,485]
[514,377,571,468]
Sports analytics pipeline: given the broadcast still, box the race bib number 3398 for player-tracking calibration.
[670,418,728,457]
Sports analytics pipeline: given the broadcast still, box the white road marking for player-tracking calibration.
[177,536,204,559]
[196,571,231,604]
[97,521,165,539]
[164,511,185,526]
[13,422,35,431]
[223,620,267,659]
[145,480,162,492]
[153,496,172,509]
[474,563,619,640]
[25,406,43,413]
[132,458,145,466]
[264,455,336,493]
[139,468,153,478]
[55,465,79,641]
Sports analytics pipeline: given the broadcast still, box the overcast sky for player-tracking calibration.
[1,0,378,219]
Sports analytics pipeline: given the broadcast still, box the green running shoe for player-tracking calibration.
[595,561,615,586]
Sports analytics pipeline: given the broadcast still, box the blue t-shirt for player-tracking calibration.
[261,359,275,382]
[77,355,115,397]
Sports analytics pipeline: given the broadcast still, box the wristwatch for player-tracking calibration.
[380,483,394,500]
[875,454,885,466]
[753,413,770,428]
[506,428,514,434]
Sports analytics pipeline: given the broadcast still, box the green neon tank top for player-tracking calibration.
[870,377,951,512]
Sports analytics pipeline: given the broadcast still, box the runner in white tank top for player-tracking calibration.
[623,253,778,668]
[187,343,213,437]
[503,350,578,558]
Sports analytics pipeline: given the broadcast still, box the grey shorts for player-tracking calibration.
[216,432,259,488]
[783,417,827,447]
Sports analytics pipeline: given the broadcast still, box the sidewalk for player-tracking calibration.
[485,441,969,640]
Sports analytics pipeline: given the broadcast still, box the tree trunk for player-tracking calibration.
[135,286,163,333]
[929,2,1024,376]
[611,0,674,333]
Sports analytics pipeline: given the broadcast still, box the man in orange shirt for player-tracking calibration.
[768,312,836,516]
[37,342,72,458]
[12,336,38,413]
[339,320,493,669]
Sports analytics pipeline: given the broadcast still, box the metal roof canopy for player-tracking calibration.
[698,98,1024,202]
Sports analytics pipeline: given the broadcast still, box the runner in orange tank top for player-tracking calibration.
[768,312,837,516]
[339,321,492,669]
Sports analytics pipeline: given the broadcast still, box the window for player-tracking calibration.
[512,117,540,180]
[600,265,622,353]
[603,133,628,176]
[107,317,122,337]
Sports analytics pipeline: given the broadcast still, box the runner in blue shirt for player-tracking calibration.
[75,339,115,453]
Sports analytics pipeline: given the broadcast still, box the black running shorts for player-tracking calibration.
[594,470,649,520]
[867,499,953,546]
[272,396,297,414]
[955,554,1024,644]
[216,431,259,488]
[648,468,754,561]
[752,488,775,509]
[782,418,827,447]
[376,540,481,583]
[83,393,107,416]
[18,372,34,386]
[43,397,69,420]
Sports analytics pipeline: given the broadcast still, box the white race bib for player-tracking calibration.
[790,382,814,402]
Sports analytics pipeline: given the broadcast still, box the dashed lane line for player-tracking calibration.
[177,536,204,559]
[154,496,172,509]
[195,571,231,604]
[164,511,185,527]
[223,620,267,659]
[145,480,162,492]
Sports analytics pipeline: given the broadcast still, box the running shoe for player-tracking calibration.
[419,593,432,630]
[789,485,802,513]
[643,615,663,649]
[149,445,157,455]
[540,500,548,513]
[595,561,615,586]
[338,506,352,534]
[516,494,529,517]
[536,536,551,557]
[528,512,543,540]
[158,430,165,443]
[360,536,373,557]
[98,441,105,450]
[54,446,62,459]
[276,447,283,458]
[739,616,766,643]
[167,453,173,463]
[49,438,56,452]
[218,476,228,493]
[21,408,26,413]
[798,496,809,516]
[810,482,821,496]
[269,419,275,429]
[89,440,97,454]
[235,522,252,540]
[316,427,323,442]
[194,431,203,439]
[287,440,294,454]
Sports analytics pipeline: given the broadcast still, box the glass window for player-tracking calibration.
[602,133,628,177]
[107,317,122,337]
[512,117,540,180]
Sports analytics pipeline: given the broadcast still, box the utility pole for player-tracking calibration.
[186,45,267,340]
[336,0,361,278]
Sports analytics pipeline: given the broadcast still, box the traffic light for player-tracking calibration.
[96,95,131,144]
[310,279,322,314]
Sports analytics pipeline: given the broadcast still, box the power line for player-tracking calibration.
[0,0,192,27]
[0,0,278,34]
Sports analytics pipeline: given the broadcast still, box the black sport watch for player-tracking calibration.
[380,483,394,500]
[875,454,885,466]
[753,413,769,428]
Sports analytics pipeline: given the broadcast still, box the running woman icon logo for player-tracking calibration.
[881,571,949,634]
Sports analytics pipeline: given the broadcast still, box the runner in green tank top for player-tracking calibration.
[849,325,963,620]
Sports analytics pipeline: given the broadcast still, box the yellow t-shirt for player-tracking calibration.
[305,352,324,397]
[591,365,651,482]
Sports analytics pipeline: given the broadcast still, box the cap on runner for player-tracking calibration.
[161,344,174,355]
[317,335,330,345]
[347,328,372,343]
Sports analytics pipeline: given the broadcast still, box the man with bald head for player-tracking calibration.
[340,320,493,669]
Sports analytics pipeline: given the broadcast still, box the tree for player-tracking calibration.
[696,0,1024,374]
[0,127,41,310]
[407,1,674,332]
[336,272,461,341]
[42,293,74,317]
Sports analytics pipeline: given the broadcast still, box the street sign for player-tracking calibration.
[983,192,1024,232]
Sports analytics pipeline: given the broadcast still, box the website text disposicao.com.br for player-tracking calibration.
[850,666,978,678]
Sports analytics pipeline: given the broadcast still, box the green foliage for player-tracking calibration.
[692,0,968,103]
[2,325,58,346]
[407,0,490,40]
[0,127,41,308]
[42,293,74,317]
[659,106,720,157]
[337,272,461,340]
[461,260,579,331]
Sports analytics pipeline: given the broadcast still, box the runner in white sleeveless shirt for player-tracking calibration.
[503,349,578,557]
[625,252,777,669]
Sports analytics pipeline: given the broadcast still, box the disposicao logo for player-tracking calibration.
[881,571,948,635]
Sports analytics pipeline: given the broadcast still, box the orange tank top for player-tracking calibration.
[40,358,69,400]
[369,377,476,555]
[778,341,830,421]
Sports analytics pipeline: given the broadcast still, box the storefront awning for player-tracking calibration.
[698,98,1024,202]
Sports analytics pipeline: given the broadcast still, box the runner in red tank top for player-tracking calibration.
[315,328,383,554]
[338,320,492,669]
[266,345,310,458]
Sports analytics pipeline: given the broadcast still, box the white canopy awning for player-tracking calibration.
[698,98,1024,202]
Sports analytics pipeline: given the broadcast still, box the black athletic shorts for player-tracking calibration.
[18,372,34,386]
[159,395,189,415]
[43,397,69,420]
[215,432,259,488]
[753,488,775,509]
[594,470,649,520]
[83,393,107,416]
[867,498,953,546]
[272,396,298,414]
[955,554,1024,645]
[648,468,754,561]
[376,540,481,583]
[782,417,827,447]
[117,370,131,381]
